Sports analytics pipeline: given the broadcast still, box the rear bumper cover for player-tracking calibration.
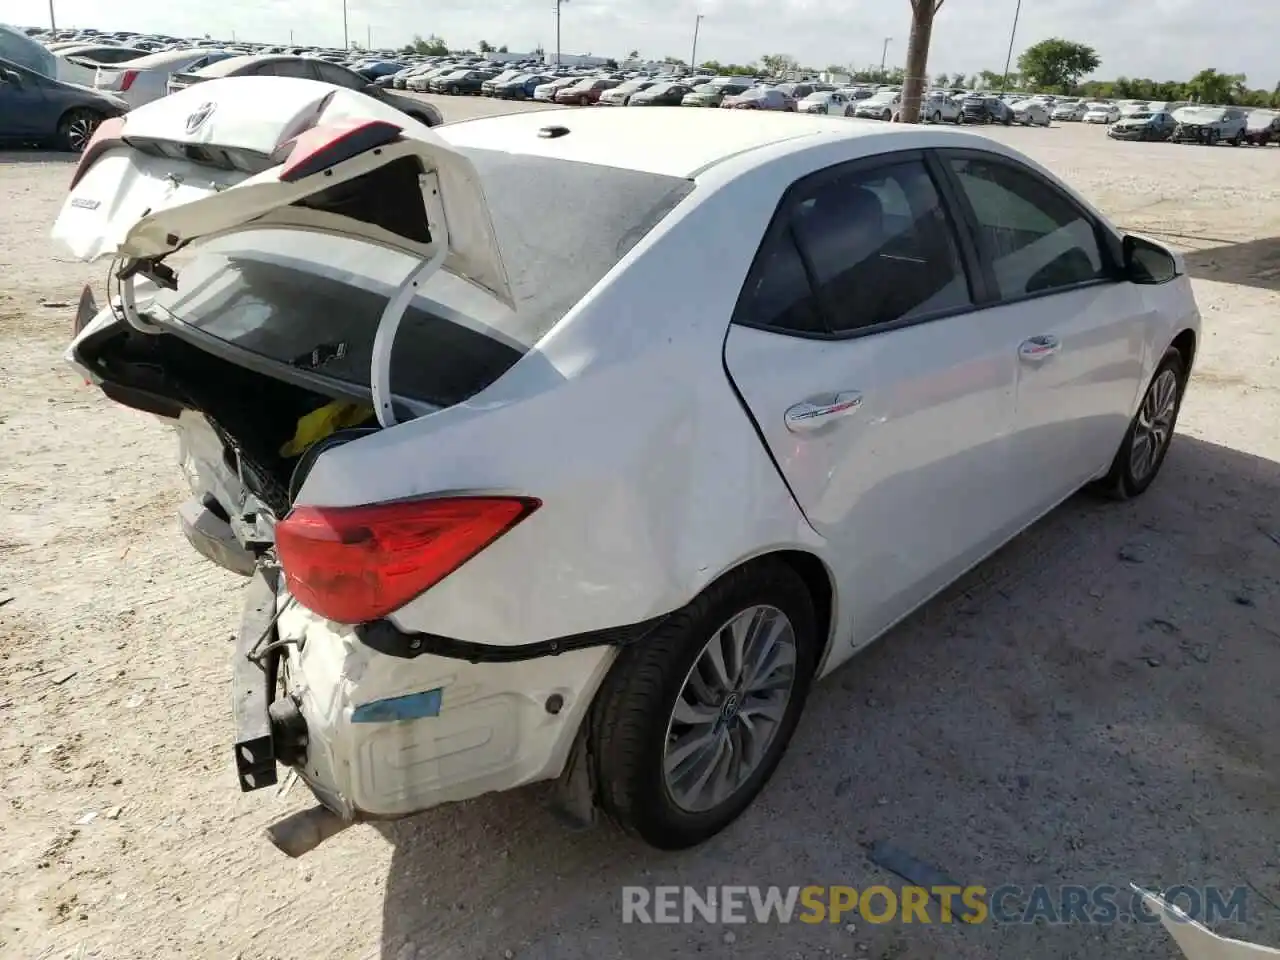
[274,603,619,818]
[232,592,644,818]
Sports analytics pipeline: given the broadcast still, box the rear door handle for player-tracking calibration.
[1019,334,1061,363]
[784,391,863,432]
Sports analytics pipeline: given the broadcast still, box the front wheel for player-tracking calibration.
[57,109,102,153]
[930,110,942,123]
[590,559,818,850]
[1090,347,1187,500]
[447,84,459,95]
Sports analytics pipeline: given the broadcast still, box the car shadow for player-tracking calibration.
[374,435,1280,960]
[1182,236,1280,291]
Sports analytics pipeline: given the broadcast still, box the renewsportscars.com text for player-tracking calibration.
[621,884,1248,926]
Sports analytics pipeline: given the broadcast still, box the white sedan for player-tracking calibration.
[1011,98,1052,126]
[799,90,854,116]
[1052,100,1089,121]
[1083,102,1121,124]
[921,91,962,123]
[56,77,1201,855]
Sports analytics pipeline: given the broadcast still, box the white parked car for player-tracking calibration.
[1083,102,1120,124]
[1051,100,1089,121]
[921,90,962,123]
[93,47,233,108]
[1010,98,1052,126]
[799,90,854,116]
[853,89,901,120]
[55,77,1201,855]
[533,76,578,102]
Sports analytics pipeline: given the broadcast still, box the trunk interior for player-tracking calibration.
[78,317,379,515]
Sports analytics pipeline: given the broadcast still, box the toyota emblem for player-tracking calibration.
[185,101,216,134]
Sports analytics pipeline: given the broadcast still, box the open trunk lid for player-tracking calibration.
[52,75,513,309]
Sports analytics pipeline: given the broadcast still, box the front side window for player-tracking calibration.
[947,155,1107,300]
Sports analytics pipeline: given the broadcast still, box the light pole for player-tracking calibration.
[879,37,892,77]
[555,0,569,66]
[342,0,349,50]
[48,0,56,34]
[690,14,703,71]
[999,0,1022,92]
[367,25,372,50]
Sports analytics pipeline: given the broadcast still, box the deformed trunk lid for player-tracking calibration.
[51,75,513,308]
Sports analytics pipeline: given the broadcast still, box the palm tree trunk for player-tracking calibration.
[900,0,941,123]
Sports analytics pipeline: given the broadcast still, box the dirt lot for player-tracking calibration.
[2,97,1279,960]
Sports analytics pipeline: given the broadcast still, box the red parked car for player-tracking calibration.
[554,77,621,106]
[721,87,796,112]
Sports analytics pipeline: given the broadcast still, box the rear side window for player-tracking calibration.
[737,159,971,336]
[947,156,1107,300]
[150,153,693,406]
[0,24,55,76]
[266,59,314,79]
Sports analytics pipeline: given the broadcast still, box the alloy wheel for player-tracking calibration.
[663,605,797,814]
[66,114,98,153]
[1130,369,1179,481]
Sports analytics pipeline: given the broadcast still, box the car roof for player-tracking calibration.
[125,47,226,69]
[436,107,933,179]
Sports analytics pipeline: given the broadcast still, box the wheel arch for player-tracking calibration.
[57,104,104,130]
[1171,327,1197,375]
[697,548,838,676]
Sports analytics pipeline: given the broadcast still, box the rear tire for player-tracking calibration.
[57,109,101,153]
[1089,347,1187,500]
[930,110,942,123]
[590,559,818,850]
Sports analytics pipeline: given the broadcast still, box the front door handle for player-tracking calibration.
[784,391,863,432]
[1019,334,1061,363]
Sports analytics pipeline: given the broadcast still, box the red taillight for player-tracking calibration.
[69,115,126,189]
[275,496,540,625]
[118,70,138,91]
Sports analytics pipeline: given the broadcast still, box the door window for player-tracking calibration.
[314,62,365,89]
[791,159,972,333]
[948,155,1107,300]
[736,159,972,336]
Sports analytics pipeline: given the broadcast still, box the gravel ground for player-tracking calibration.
[2,98,1279,960]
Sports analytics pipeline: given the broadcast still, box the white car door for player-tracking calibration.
[939,150,1148,519]
[723,152,1026,648]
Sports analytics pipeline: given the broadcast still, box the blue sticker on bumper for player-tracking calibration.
[351,688,443,723]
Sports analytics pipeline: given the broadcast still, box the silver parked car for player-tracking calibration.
[1170,105,1248,145]
[93,47,234,108]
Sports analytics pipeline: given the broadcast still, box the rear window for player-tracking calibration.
[150,151,693,408]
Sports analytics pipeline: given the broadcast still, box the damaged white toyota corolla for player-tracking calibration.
[56,76,1201,855]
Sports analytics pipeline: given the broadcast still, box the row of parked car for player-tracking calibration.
[0,23,455,151]
[408,63,1069,126]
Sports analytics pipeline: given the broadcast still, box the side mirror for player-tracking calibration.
[1,69,21,87]
[1123,234,1179,285]
[364,82,380,94]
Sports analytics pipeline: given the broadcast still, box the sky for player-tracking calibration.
[2,0,1277,88]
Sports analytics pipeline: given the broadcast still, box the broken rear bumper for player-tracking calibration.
[243,600,619,820]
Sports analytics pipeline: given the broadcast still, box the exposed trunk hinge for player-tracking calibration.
[369,170,449,428]
[116,257,177,335]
